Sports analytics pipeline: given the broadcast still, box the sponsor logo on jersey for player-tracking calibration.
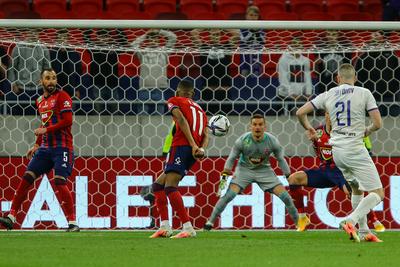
[319,147,332,161]
[40,110,54,125]
[248,156,264,165]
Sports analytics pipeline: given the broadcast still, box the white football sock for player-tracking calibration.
[183,221,193,231]
[351,194,368,231]
[160,220,170,228]
[349,192,381,226]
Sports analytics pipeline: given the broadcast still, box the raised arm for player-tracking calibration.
[296,102,317,141]
[223,139,241,174]
[271,137,291,178]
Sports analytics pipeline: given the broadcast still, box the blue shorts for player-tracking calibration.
[164,146,196,177]
[27,147,74,179]
[305,165,347,190]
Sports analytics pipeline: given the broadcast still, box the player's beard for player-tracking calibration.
[45,84,56,94]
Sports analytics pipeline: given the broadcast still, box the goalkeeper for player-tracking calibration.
[203,114,298,230]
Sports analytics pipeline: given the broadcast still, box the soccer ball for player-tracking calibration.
[208,115,230,137]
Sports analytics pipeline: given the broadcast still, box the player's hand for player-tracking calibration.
[191,145,200,158]
[364,126,372,137]
[217,171,230,197]
[34,127,47,136]
[26,145,39,160]
[306,128,317,141]
[194,147,205,160]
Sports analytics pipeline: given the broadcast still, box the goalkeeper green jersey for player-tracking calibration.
[224,132,290,176]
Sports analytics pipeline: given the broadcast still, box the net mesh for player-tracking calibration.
[0,23,399,230]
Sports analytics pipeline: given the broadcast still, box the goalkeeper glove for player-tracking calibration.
[217,172,229,197]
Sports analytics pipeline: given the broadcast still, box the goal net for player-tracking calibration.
[0,20,399,230]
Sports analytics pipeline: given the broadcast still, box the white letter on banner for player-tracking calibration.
[390,176,400,224]
[314,188,346,228]
[220,178,264,228]
[116,175,152,228]
[167,175,196,225]
[22,175,68,228]
[75,176,111,228]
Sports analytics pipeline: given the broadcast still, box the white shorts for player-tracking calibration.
[332,145,382,191]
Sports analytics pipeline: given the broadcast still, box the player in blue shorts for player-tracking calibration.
[0,68,79,231]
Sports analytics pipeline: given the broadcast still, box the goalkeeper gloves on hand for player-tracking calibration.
[217,172,229,197]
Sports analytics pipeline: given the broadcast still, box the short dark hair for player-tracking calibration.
[41,67,56,77]
[177,80,194,92]
[251,113,265,122]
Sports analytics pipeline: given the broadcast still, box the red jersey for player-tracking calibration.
[313,125,335,167]
[167,96,207,147]
[36,90,73,150]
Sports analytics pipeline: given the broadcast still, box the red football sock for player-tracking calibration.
[289,186,305,214]
[165,187,190,224]
[9,175,34,217]
[368,210,378,223]
[56,184,75,222]
[154,190,169,221]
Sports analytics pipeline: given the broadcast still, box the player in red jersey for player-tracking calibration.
[0,68,79,232]
[150,80,208,239]
[288,112,384,240]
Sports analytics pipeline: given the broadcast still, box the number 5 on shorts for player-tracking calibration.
[63,151,68,162]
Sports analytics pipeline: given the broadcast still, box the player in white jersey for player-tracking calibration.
[295,64,384,242]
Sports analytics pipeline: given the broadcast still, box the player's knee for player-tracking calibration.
[228,183,241,194]
[54,176,67,185]
[288,172,306,185]
[371,188,384,200]
[152,182,164,192]
[23,172,36,184]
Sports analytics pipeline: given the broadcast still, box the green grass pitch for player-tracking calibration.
[0,230,399,267]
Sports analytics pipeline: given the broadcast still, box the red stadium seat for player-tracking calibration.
[33,0,69,19]
[301,12,335,21]
[106,0,139,14]
[265,12,299,20]
[70,0,104,19]
[253,0,287,18]
[326,0,360,14]
[70,0,103,11]
[189,11,225,20]
[290,0,324,14]
[215,0,248,18]
[229,12,245,20]
[362,0,382,13]
[143,0,176,18]
[155,12,188,20]
[180,0,213,16]
[340,12,374,21]
[104,10,151,20]
[0,0,30,14]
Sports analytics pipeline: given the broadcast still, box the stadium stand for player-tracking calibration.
[180,0,214,15]
[143,0,177,18]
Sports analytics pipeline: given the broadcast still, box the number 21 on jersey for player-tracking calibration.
[335,100,351,126]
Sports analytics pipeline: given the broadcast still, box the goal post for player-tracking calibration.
[0,19,399,230]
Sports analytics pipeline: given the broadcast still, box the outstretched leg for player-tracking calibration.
[0,172,36,230]
[204,183,241,230]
